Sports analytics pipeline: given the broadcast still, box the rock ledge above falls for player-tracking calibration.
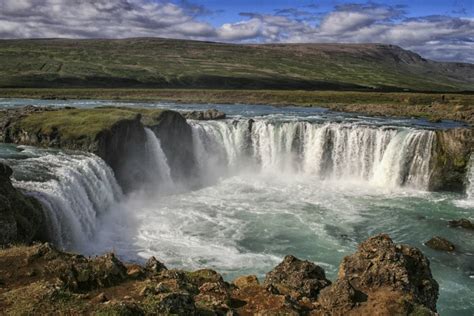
[0,234,439,315]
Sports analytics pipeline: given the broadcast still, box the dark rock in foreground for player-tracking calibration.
[315,234,439,315]
[426,236,456,251]
[0,234,439,315]
[264,255,331,300]
[0,163,44,245]
[448,218,474,230]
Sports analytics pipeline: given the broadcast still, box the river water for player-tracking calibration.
[0,99,472,315]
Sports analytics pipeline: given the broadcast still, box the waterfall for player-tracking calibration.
[466,155,474,200]
[190,120,436,190]
[144,128,175,193]
[12,152,122,250]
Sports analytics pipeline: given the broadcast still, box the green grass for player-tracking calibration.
[0,38,473,91]
[15,107,165,141]
[2,88,473,124]
[2,88,473,106]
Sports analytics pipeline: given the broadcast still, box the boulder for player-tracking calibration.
[145,256,167,274]
[448,218,474,230]
[426,236,455,252]
[143,292,196,315]
[315,234,439,314]
[194,282,231,313]
[264,255,331,300]
[233,275,260,289]
[185,269,224,288]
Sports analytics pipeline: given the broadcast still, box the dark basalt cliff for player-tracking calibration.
[0,234,439,315]
[150,110,198,184]
[0,106,196,193]
[0,163,44,245]
[430,128,473,192]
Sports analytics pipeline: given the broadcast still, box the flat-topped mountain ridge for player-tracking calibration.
[1,38,473,91]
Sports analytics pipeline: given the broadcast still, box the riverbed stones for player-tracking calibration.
[426,236,456,251]
[448,218,474,230]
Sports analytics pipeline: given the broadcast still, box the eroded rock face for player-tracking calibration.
[317,234,439,314]
[95,114,148,193]
[183,109,226,120]
[264,255,331,300]
[430,128,473,192]
[150,110,198,185]
[0,163,44,245]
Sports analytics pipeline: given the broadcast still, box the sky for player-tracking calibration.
[0,0,473,63]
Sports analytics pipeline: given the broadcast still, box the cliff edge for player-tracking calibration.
[0,163,44,245]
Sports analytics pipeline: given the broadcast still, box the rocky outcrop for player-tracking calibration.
[448,218,474,230]
[149,110,198,184]
[94,114,149,193]
[430,128,473,192]
[314,234,439,315]
[183,109,226,120]
[264,255,331,300]
[0,163,44,246]
[0,234,439,315]
[425,236,456,252]
[0,106,57,145]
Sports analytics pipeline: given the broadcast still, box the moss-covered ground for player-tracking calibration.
[12,107,165,142]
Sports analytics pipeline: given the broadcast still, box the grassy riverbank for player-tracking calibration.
[1,88,473,124]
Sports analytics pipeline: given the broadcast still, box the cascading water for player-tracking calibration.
[191,120,436,190]
[8,150,122,250]
[144,128,175,193]
[461,155,474,206]
[0,129,176,251]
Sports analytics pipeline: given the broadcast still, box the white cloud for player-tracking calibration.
[217,19,262,41]
[0,0,215,39]
[0,0,472,63]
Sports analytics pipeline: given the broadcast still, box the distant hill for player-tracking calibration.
[0,38,473,92]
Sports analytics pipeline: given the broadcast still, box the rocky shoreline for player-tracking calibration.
[0,234,439,315]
